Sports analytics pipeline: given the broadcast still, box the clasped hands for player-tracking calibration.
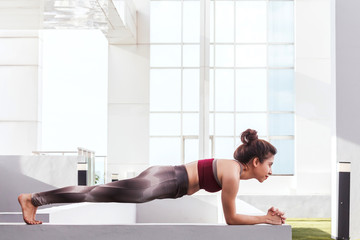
[266,206,286,225]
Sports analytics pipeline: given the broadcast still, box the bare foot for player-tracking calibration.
[18,193,42,225]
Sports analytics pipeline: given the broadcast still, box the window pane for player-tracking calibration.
[236,113,267,137]
[209,137,214,157]
[214,137,235,159]
[215,69,234,111]
[268,45,294,68]
[150,45,181,67]
[268,1,294,43]
[150,137,181,165]
[150,1,181,43]
[150,69,181,111]
[215,45,234,67]
[210,1,214,43]
[183,45,200,67]
[210,44,214,67]
[236,45,267,67]
[95,157,105,185]
[270,139,294,174]
[209,69,215,111]
[215,1,234,42]
[269,113,294,136]
[236,69,267,111]
[236,1,267,43]
[215,113,234,136]
[183,1,200,43]
[183,69,200,111]
[183,113,199,135]
[269,69,294,111]
[150,113,181,136]
[210,113,214,135]
[185,138,199,163]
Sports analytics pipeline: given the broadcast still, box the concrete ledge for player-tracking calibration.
[0,224,291,240]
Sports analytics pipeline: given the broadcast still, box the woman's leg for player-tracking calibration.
[19,165,188,224]
[31,165,189,206]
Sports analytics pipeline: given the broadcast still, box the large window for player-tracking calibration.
[150,0,294,174]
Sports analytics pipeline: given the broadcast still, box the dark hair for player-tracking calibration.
[233,129,277,164]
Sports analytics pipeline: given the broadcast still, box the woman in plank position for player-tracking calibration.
[18,129,286,225]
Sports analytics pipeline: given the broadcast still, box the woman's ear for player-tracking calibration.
[252,157,260,167]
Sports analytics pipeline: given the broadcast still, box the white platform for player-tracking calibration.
[0,224,292,240]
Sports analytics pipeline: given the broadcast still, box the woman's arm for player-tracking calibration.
[221,174,283,225]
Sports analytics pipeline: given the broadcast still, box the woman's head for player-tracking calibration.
[233,129,277,165]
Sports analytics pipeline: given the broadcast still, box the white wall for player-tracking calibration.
[0,30,42,155]
[294,0,332,195]
[0,0,43,155]
[333,0,360,238]
[107,0,150,181]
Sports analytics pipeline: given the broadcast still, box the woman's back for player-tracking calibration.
[185,159,241,195]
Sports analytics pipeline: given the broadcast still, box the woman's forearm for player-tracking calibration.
[226,214,266,225]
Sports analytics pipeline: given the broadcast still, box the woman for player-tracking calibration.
[18,129,286,225]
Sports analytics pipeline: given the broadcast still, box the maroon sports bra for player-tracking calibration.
[197,158,222,193]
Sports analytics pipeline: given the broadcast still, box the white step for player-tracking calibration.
[0,224,292,240]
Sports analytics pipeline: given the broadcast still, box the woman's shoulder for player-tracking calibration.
[217,159,241,176]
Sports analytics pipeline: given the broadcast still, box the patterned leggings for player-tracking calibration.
[31,165,189,207]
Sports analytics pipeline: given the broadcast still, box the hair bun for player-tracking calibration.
[241,129,258,145]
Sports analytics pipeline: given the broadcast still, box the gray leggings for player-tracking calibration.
[31,165,189,207]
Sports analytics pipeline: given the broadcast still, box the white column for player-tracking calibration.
[295,0,332,195]
[0,1,43,155]
[332,0,360,238]
[107,0,150,181]
[0,30,42,155]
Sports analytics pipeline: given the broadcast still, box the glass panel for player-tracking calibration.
[215,1,234,42]
[183,69,200,111]
[236,1,267,43]
[269,113,294,136]
[236,69,267,111]
[210,113,214,135]
[183,113,199,135]
[150,113,181,136]
[268,1,294,43]
[94,157,105,185]
[183,45,200,67]
[209,137,214,157]
[236,45,267,67]
[215,69,234,111]
[150,1,181,43]
[210,44,215,67]
[269,69,294,111]
[184,138,199,163]
[150,69,181,111]
[215,45,234,67]
[150,45,181,67]
[270,139,294,174]
[210,1,214,43]
[183,1,200,43]
[215,113,234,136]
[214,137,235,159]
[268,45,294,68]
[236,113,267,137]
[209,69,215,111]
[150,137,181,165]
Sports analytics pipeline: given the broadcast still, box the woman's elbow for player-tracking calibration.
[225,216,237,225]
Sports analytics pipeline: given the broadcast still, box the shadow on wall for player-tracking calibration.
[0,156,78,212]
[0,163,54,212]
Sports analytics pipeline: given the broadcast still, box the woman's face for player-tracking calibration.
[254,155,274,183]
